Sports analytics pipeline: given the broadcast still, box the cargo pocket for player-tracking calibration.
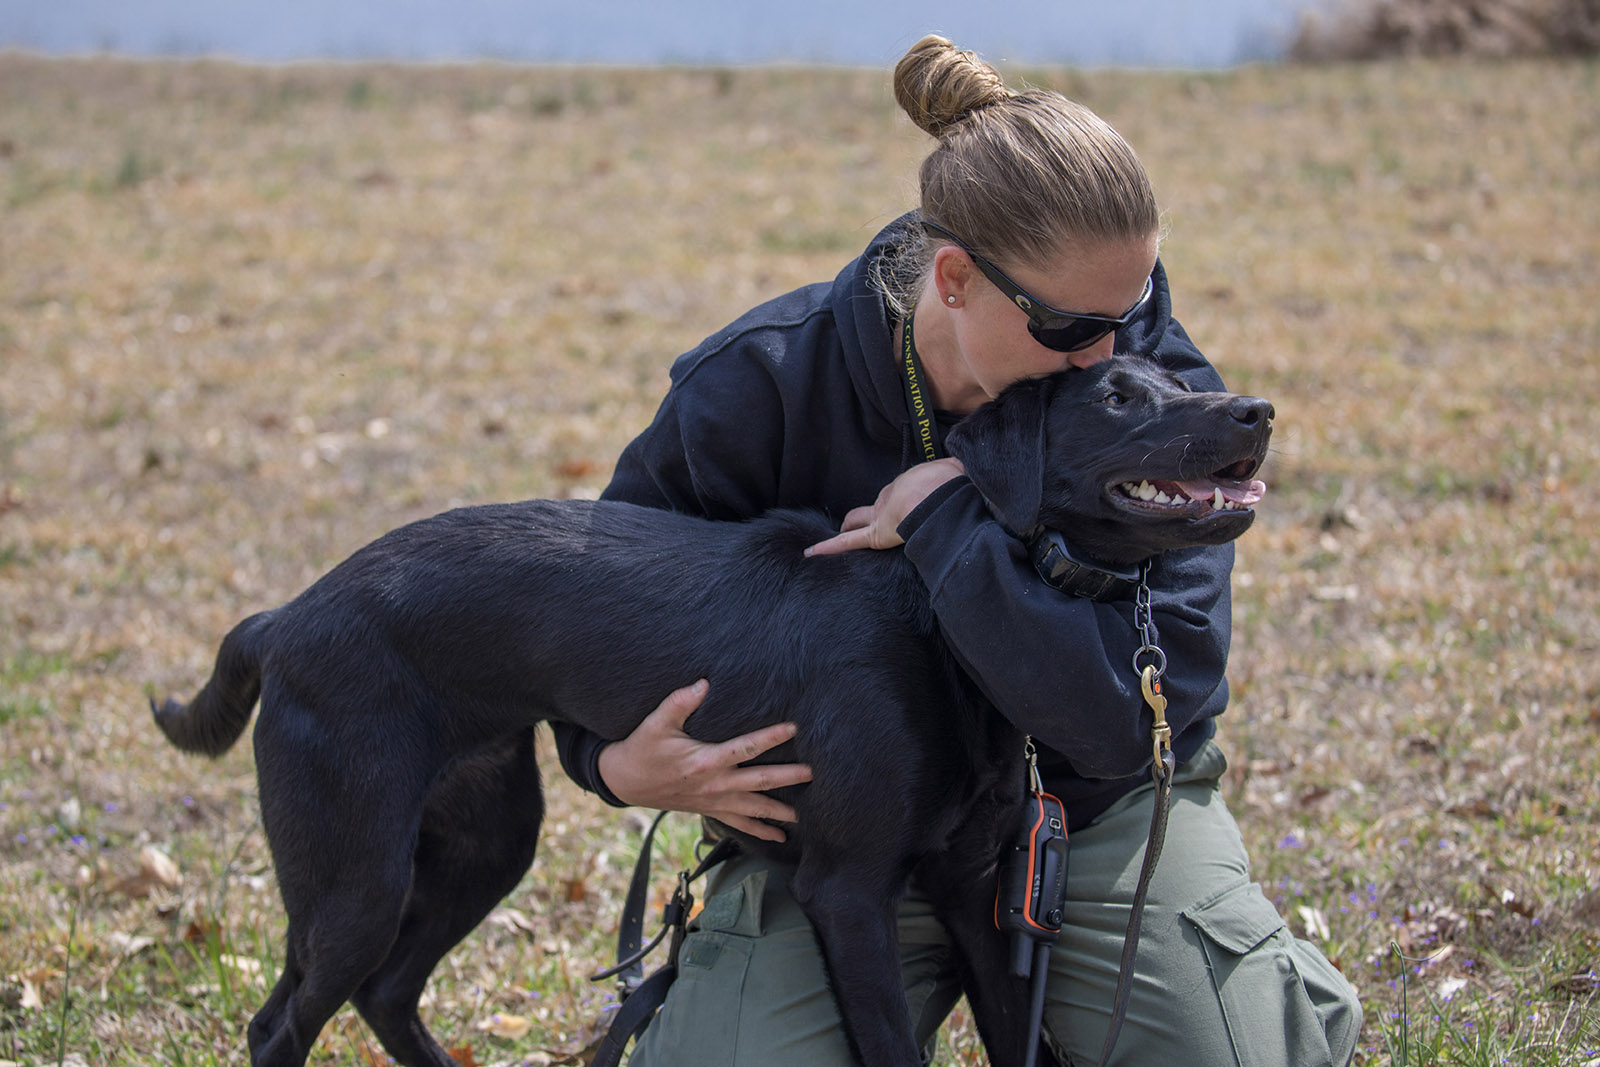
[1181,881,1337,1067]
[627,873,765,1067]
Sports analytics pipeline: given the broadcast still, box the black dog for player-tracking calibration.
[154,355,1272,1067]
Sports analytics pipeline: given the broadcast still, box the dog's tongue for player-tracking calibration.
[1175,477,1267,507]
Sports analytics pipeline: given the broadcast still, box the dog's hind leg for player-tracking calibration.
[915,843,1058,1067]
[246,693,437,1067]
[246,855,418,1067]
[350,731,545,1067]
[790,860,925,1067]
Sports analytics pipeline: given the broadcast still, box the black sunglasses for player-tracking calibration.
[922,221,1153,353]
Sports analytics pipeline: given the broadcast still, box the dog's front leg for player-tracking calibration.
[789,863,924,1067]
[915,841,1060,1067]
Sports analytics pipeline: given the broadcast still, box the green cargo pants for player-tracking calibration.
[627,741,1362,1066]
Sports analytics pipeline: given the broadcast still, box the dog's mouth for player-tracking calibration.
[1109,456,1266,517]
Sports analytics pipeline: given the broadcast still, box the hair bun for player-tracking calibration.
[893,34,1013,138]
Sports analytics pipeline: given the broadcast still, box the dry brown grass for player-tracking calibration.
[1,53,1596,1065]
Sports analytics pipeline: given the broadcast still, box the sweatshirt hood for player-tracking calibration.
[828,214,923,452]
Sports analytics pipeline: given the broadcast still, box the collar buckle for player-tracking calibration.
[1028,529,1140,602]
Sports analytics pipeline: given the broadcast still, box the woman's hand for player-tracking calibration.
[805,457,965,556]
[596,680,814,843]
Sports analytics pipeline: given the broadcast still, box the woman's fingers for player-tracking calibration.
[595,679,812,842]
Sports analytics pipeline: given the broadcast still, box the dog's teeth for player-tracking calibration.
[1139,481,1158,501]
[1154,490,1172,504]
[1122,482,1139,495]
[1212,488,1225,510]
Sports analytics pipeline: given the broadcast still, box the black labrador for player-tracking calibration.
[153,355,1272,1067]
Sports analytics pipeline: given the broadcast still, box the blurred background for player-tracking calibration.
[3,0,1329,68]
[6,0,1597,68]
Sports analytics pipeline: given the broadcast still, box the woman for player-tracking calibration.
[553,35,1362,1067]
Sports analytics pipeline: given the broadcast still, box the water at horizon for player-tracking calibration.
[2,0,1333,69]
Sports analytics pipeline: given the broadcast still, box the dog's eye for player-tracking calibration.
[1104,391,1129,406]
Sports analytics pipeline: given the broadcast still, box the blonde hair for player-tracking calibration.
[880,35,1160,317]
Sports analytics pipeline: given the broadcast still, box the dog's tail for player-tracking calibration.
[152,611,273,757]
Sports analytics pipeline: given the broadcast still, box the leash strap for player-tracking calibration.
[1094,585,1175,1067]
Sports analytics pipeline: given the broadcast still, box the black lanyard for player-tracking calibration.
[898,313,943,464]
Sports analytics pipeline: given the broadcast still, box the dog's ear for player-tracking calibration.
[944,376,1049,535]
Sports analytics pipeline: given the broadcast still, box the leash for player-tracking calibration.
[589,815,738,1067]
[1093,561,1175,1067]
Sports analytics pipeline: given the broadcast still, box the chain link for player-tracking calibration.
[1130,559,1166,680]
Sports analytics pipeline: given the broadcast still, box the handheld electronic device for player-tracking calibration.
[994,784,1069,978]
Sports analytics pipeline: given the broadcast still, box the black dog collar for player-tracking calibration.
[1028,530,1141,602]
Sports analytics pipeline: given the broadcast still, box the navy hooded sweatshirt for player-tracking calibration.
[554,213,1234,831]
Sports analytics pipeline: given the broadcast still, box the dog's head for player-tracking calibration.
[945,357,1273,566]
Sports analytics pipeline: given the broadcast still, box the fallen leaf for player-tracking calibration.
[19,978,43,1011]
[1549,969,1600,995]
[1296,905,1330,941]
[218,954,262,977]
[1438,976,1467,1000]
[489,907,539,937]
[1498,887,1537,918]
[1297,785,1332,806]
[476,1012,531,1040]
[113,846,182,899]
[146,845,183,883]
[446,1045,480,1066]
[107,932,156,958]
[564,878,587,903]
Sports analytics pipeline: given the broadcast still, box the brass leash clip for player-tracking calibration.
[1140,664,1171,777]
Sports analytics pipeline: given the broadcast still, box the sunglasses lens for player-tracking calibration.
[1031,319,1116,353]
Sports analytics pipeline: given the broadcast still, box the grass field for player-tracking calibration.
[1,51,1597,1066]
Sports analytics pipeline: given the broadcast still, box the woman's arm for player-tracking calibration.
[550,349,814,840]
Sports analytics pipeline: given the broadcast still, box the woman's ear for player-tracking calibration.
[932,244,974,308]
[943,376,1050,535]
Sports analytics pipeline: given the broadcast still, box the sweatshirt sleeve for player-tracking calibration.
[898,478,1232,780]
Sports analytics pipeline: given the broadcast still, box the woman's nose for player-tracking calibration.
[1065,335,1116,369]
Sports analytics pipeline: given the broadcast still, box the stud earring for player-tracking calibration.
[946,294,957,305]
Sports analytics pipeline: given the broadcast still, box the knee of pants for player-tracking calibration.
[1184,881,1362,1066]
[1152,880,1362,1067]
[1046,880,1362,1067]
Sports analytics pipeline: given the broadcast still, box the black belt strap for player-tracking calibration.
[590,965,678,1067]
[612,810,669,994]
[590,817,739,1067]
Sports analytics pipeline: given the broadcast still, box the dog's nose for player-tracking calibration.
[1229,396,1275,427]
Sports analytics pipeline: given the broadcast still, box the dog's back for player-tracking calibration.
[157,498,981,824]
